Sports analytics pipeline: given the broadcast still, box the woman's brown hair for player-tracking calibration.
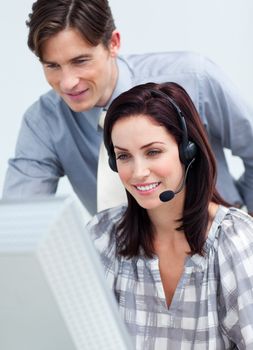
[104,82,229,258]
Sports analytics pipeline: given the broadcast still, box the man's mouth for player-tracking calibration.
[65,88,89,98]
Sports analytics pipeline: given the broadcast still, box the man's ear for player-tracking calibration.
[109,30,121,57]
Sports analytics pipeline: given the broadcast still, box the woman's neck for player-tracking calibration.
[148,197,219,251]
[148,192,185,243]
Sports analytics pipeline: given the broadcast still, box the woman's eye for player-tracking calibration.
[116,153,130,161]
[147,149,161,157]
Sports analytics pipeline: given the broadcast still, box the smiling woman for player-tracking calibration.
[86,81,253,349]
[111,115,184,210]
[103,82,223,257]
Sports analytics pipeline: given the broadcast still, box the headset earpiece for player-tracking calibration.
[179,141,197,165]
[108,153,118,172]
[150,89,197,166]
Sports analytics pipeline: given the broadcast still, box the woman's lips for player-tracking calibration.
[133,182,161,194]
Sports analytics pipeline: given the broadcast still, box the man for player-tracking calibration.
[3,0,253,216]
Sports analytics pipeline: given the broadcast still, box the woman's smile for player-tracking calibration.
[111,114,184,209]
[133,181,161,194]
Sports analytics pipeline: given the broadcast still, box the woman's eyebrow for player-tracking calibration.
[114,142,165,151]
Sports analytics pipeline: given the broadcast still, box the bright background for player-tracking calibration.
[1,0,252,197]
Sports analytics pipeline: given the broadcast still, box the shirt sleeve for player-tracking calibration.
[201,58,253,213]
[217,208,253,348]
[2,104,64,198]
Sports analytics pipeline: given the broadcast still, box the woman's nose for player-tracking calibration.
[132,159,150,179]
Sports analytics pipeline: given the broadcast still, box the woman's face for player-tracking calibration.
[111,114,184,210]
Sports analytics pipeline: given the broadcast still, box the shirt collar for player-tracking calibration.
[76,56,133,132]
[77,106,101,131]
[104,56,133,110]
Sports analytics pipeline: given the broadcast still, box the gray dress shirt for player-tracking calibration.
[3,52,253,215]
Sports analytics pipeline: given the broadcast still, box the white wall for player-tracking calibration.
[1,0,253,196]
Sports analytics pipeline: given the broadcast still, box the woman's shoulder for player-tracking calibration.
[217,206,253,259]
[214,208,253,342]
[86,205,127,248]
[219,206,253,237]
[87,205,126,233]
[86,205,127,282]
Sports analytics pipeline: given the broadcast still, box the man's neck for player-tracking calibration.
[99,59,119,108]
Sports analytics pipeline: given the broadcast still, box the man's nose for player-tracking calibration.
[60,68,79,91]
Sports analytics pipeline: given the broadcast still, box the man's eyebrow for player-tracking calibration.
[70,54,91,62]
[40,54,91,64]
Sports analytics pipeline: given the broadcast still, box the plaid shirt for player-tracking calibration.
[86,205,253,349]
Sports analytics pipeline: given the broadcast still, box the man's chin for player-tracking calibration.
[63,99,95,113]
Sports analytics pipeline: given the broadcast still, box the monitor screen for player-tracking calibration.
[0,197,133,350]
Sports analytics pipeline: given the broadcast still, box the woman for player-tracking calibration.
[87,82,253,349]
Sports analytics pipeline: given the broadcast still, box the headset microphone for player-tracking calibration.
[159,190,175,202]
[159,157,195,202]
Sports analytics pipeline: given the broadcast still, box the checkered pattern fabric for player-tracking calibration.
[86,205,253,349]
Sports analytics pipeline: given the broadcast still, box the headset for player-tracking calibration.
[108,89,197,172]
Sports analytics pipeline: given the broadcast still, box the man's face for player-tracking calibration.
[41,28,120,112]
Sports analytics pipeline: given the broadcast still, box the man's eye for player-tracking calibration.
[74,59,89,65]
[45,63,59,70]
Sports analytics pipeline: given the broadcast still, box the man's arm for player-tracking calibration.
[202,58,253,214]
[3,109,64,198]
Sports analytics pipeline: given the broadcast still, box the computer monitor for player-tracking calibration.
[0,197,133,350]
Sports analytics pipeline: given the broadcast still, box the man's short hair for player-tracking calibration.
[26,0,116,59]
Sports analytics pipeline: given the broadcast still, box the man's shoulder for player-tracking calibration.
[26,89,63,113]
[119,51,211,75]
[24,90,72,124]
[118,51,222,100]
